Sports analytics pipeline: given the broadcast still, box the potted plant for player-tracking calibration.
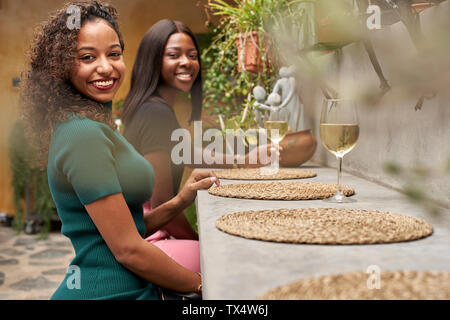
[8,119,56,238]
[236,30,273,73]
[203,0,314,120]
[203,1,321,166]
[207,0,278,73]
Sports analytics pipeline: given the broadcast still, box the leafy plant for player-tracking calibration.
[202,0,283,121]
[8,119,55,238]
[202,0,322,128]
[184,202,198,233]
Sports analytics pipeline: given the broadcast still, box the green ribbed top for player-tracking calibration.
[47,109,158,300]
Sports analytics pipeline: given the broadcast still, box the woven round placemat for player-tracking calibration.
[208,182,355,200]
[258,270,450,300]
[214,168,317,180]
[215,208,433,244]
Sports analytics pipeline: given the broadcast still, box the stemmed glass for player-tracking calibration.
[262,109,289,173]
[319,99,359,203]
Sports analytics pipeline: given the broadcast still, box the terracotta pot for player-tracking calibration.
[236,31,272,73]
[279,129,317,167]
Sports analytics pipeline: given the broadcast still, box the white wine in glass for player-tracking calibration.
[264,121,289,144]
[320,124,359,157]
[320,99,359,203]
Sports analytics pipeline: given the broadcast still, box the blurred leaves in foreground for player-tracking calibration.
[383,158,450,215]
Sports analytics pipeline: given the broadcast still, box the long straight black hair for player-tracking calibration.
[121,19,202,125]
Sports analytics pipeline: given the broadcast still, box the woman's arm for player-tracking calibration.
[85,193,201,293]
[189,143,279,169]
[144,168,218,235]
[144,151,198,240]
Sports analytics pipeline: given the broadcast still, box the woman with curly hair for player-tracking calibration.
[21,0,216,300]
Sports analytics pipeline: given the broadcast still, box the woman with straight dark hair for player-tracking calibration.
[122,19,202,126]
[122,19,277,263]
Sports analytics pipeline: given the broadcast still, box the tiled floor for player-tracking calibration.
[0,225,74,300]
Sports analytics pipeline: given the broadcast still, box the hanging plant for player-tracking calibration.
[236,30,274,73]
[202,21,276,119]
[203,0,308,119]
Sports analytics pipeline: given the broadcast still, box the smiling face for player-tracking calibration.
[158,32,200,100]
[70,19,125,103]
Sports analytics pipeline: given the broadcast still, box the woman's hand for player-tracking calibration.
[175,169,220,210]
[241,144,282,168]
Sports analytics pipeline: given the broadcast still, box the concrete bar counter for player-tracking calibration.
[196,164,450,300]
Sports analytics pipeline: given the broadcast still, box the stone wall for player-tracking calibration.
[302,1,450,208]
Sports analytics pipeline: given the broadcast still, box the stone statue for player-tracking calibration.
[252,65,304,131]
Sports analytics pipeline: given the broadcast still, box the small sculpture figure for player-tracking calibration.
[252,65,304,131]
[274,65,304,131]
[252,85,267,126]
[252,86,282,123]
[266,93,282,121]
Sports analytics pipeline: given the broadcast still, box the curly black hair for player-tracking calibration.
[20,0,124,167]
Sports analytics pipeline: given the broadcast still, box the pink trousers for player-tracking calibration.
[144,200,200,273]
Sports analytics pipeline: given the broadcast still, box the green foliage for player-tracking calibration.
[383,161,403,176]
[184,202,198,233]
[202,1,281,120]
[383,159,450,216]
[207,0,305,31]
[33,171,54,239]
[202,0,320,127]
[113,98,124,119]
[8,120,31,232]
[8,119,55,238]
[220,98,258,132]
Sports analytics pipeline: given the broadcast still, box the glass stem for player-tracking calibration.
[273,143,279,170]
[336,156,343,198]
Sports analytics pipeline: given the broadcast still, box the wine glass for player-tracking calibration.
[263,108,289,173]
[319,99,359,203]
